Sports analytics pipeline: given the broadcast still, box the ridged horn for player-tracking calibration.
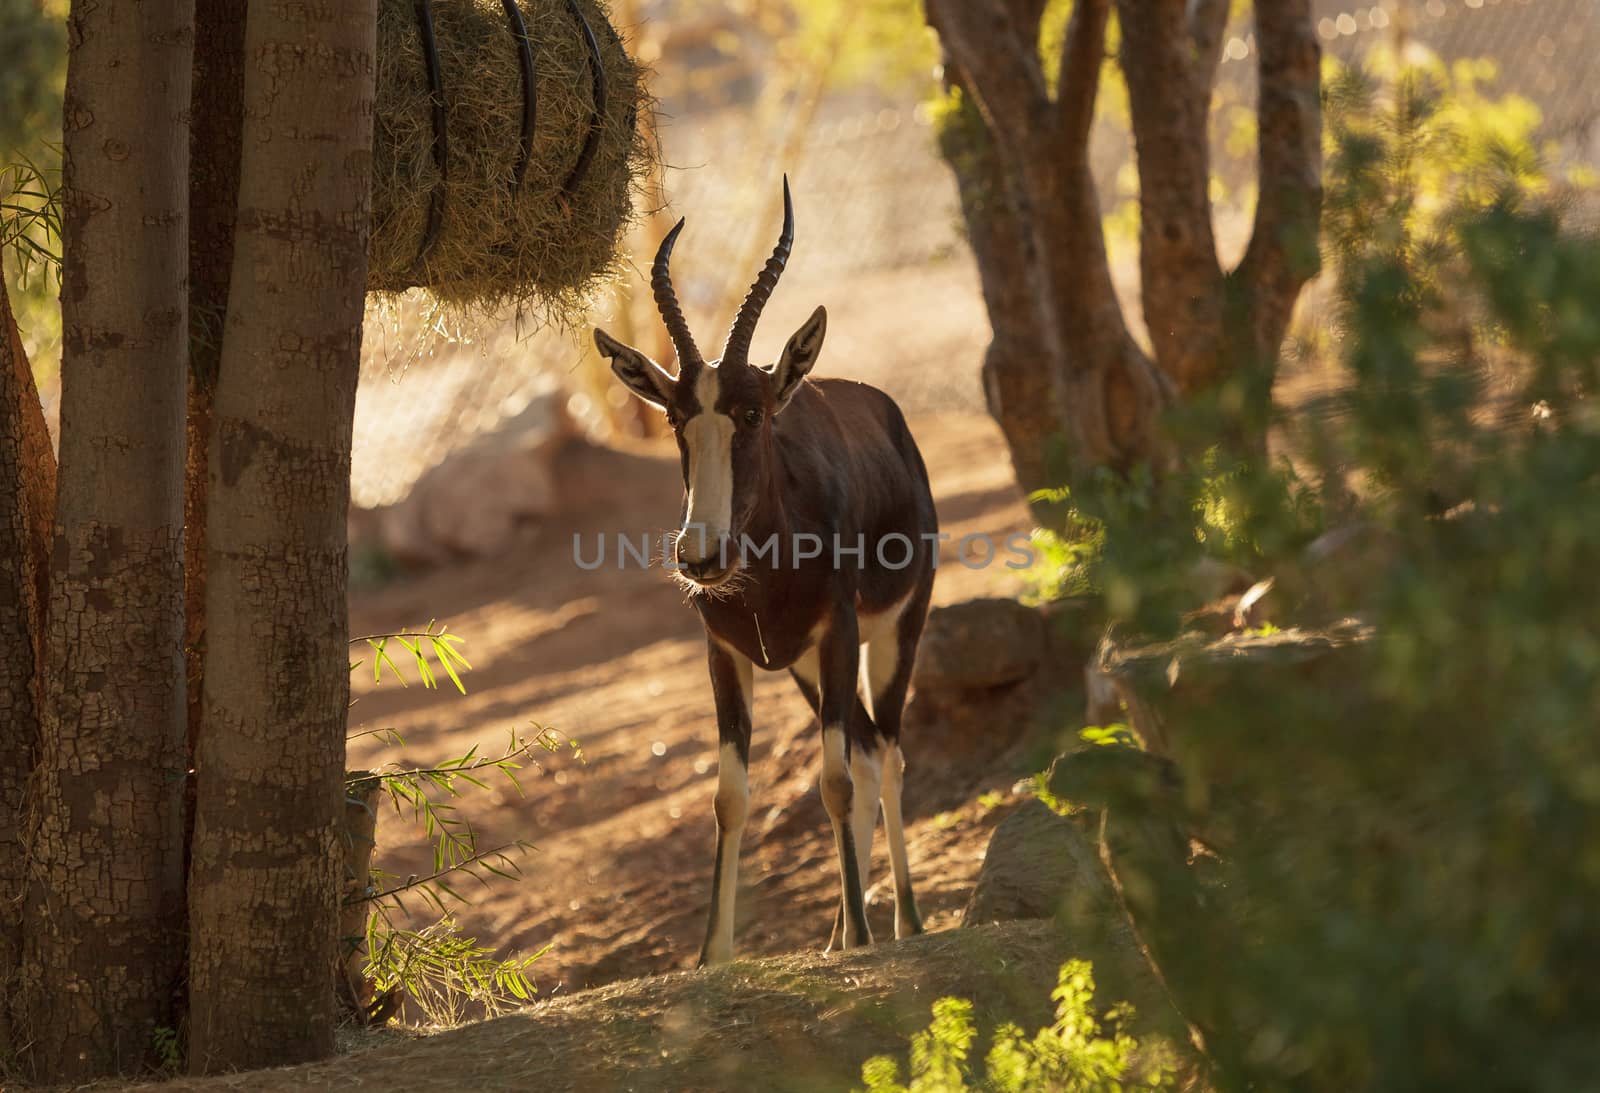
[721,176,794,368]
[653,217,703,377]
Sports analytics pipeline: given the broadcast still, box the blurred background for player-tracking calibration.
[7,0,1598,515]
[345,0,1600,521]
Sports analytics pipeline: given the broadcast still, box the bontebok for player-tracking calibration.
[593,179,937,964]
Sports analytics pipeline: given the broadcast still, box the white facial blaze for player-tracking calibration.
[680,367,734,562]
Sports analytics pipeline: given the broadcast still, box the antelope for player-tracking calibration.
[593,180,937,965]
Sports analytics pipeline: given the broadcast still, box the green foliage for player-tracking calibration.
[364,915,549,1028]
[1048,53,1600,1093]
[1,149,63,376]
[1077,724,1135,749]
[784,0,936,91]
[1,0,66,374]
[858,960,1174,1093]
[1021,54,1572,631]
[1017,487,1104,605]
[354,619,472,694]
[0,0,65,161]
[1024,458,1320,633]
[0,152,62,290]
[364,728,540,914]
[151,1026,182,1075]
[1324,49,1580,250]
[346,626,582,1026]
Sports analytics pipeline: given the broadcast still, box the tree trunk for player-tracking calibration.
[338,774,380,1014]
[181,0,246,963]
[0,277,55,1059]
[926,0,1320,486]
[18,0,193,1074]
[185,0,377,1070]
[937,81,1065,497]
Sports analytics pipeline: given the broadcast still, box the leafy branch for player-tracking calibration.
[365,730,540,913]
[341,623,584,1026]
[350,620,472,694]
[0,151,62,288]
[365,915,550,1028]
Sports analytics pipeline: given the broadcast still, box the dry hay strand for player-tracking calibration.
[371,0,651,321]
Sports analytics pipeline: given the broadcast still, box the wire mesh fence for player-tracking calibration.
[348,0,1600,510]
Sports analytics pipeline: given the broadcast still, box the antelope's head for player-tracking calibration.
[594,180,827,590]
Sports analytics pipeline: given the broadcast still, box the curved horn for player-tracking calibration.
[721,176,794,368]
[653,217,703,376]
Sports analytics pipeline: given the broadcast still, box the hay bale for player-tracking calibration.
[370,0,648,315]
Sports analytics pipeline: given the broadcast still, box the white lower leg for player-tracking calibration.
[850,744,884,908]
[880,743,921,938]
[820,725,870,949]
[699,742,748,965]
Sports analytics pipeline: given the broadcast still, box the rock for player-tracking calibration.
[355,389,573,565]
[912,598,1046,692]
[903,680,1040,808]
[1184,556,1256,603]
[962,798,1117,927]
[1084,656,1123,728]
[1095,618,1374,768]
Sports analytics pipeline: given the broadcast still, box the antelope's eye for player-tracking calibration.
[742,408,762,427]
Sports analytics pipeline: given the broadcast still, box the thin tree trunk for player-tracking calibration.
[926,0,1319,482]
[936,80,1063,496]
[338,774,380,1012]
[0,277,55,1058]
[186,0,377,1069]
[19,0,193,1074]
[929,0,1172,484]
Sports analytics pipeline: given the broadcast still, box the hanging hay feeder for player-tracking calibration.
[369,0,650,317]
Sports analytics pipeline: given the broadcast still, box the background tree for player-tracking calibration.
[17,0,193,1074]
[924,0,1322,490]
[185,0,378,1070]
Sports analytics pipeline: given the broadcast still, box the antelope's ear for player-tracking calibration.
[595,328,674,411]
[771,306,826,413]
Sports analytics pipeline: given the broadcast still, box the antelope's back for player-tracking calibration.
[782,378,938,595]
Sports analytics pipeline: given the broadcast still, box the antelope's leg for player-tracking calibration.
[797,615,873,951]
[698,637,753,968]
[790,663,873,951]
[863,585,930,938]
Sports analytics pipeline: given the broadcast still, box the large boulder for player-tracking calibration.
[357,389,572,566]
[912,598,1046,692]
[962,798,1117,928]
[962,796,1175,1031]
[903,598,1092,805]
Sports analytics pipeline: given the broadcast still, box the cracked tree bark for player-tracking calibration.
[185,0,376,1071]
[925,0,1322,490]
[0,277,55,1060]
[180,0,245,982]
[17,0,193,1075]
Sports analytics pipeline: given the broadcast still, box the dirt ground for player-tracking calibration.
[345,410,1042,1005]
[142,921,1150,1093]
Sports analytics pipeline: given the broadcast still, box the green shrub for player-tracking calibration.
[1040,53,1600,1092]
[858,960,1175,1093]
